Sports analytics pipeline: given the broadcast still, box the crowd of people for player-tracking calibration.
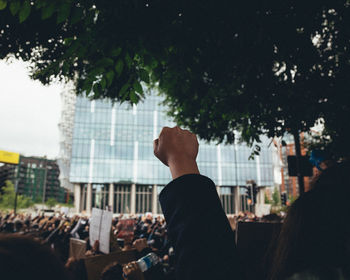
[0,212,176,280]
[0,127,349,280]
[0,209,283,280]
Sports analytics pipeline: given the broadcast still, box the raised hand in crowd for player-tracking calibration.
[133,238,148,252]
[123,261,145,280]
[155,126,245,280]
[85,239,100,256]
[154,126,199,179]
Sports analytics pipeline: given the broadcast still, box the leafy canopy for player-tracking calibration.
[0,180,34,209]
[1,0,349,155]
[46,197,58,209]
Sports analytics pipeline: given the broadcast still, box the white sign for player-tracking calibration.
[255,204,271,217]
[61,207,69,216]
[89,208,113,254]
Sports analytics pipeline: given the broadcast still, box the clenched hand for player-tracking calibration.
[154,126,200,179]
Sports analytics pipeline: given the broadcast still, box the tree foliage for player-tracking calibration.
[1,0,349,156]
[272,187,281,207]
[45,197,58,209]
[0,180,34,209]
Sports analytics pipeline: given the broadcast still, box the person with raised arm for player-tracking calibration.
[154,126,244,280]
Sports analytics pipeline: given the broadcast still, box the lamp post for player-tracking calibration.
[14,155,22,214]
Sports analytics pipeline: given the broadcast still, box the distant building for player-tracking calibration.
[275,133,314,200]
[62,90,278,215]
[0,156,69,203]
[57,88,76,192]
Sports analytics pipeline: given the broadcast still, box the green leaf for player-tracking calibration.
[139,69,149,83]
[89,67,105,77]
[63,37,74,46]
[130,90,138,103]
[125,52,132,68]
[36,0,47,9]
[110,47,122,57]
[19,0,31,23]
[96,58,114,67]
[93,83,102,96]
[115,59,124,76]
[105,71,115,87]
[119,83,129,97]
[0,0,7,10]
[42,2,56,20]
[10,0,20,15]
[65,40,80,56]
[57,2,71,24]
[82,80,93,93]
[71,7,83,24]
[133,80,143,94]
[100,77,106,90]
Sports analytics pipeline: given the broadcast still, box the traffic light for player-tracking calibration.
[281,192,287,206]
[253,184,258,201]
[246,181,257,205]
[246,186,252,200]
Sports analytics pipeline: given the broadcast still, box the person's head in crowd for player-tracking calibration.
[24,218,30,228]
[100,262,124,280]
[145,212,153,223]
[65,257,88,280]
[271,161,350,279]
[4,222,15,233]
[13,220,23,233]
[0,234,69,280]
[123,235,134,251]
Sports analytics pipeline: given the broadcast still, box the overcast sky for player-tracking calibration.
[0,59,64,159]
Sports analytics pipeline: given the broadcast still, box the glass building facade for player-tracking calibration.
[70,91,275,214]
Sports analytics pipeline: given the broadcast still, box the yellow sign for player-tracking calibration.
[0,150,20,164]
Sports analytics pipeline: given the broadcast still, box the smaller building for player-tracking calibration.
[276,133,315,200]
[0,156,70,204]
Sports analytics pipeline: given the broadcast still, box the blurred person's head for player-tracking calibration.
[100,262,124,280]
[14,220,24,232]
[0,234,68,280]
[2,222,14,233]
[271,161,350,279]
[65,257,87,280]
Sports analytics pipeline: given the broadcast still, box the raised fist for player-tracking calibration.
[154,126,200,179]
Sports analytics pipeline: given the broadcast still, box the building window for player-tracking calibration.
[92,184,108,209]
[220,186,235,214]
[114,185,131,214]
[136,185,152,213]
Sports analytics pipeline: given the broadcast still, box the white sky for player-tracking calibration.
[0,59,64,159]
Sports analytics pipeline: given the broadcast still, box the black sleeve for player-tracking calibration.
[159,174,245,280]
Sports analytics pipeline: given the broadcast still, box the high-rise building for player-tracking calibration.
[57,87,76,192]
[65,90,277,215]
[0,156,68,203]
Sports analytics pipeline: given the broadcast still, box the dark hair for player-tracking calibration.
[270,161,350,279]
[65,258,88,280]
[0,234,69,280]
[100,262,124,280]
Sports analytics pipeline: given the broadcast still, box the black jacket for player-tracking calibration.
[160,174,245,280]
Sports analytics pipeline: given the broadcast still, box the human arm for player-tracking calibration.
[154,127,245,280]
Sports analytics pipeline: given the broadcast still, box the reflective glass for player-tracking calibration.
[70,92,275,187]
